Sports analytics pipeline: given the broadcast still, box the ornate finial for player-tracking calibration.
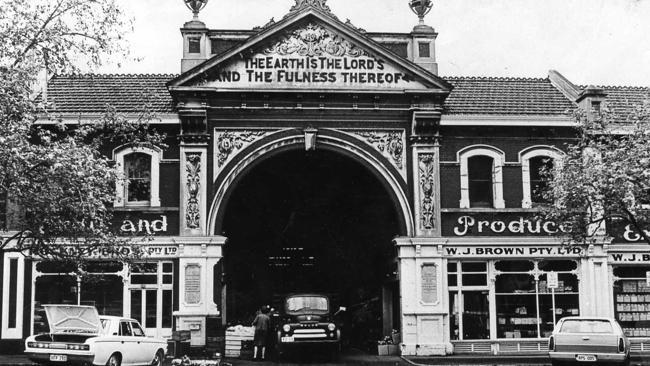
[290,0,332,13]
[184,0,209,20]
[409,0,433,25]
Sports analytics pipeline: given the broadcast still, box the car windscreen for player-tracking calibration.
[285,296,329,314]
[560,319,614,334]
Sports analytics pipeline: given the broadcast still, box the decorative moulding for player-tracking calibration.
[264,23,367,58]
[342,129,407,180]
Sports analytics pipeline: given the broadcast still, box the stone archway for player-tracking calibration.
[208,129,414,237]
[207,128,412,346]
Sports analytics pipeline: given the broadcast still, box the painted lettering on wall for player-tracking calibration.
[60,245,178,258]
[622,225,650,242]
[120,215,168,235]
[609,253,650,263]
[452,215,570,236]
[445,246,583,257]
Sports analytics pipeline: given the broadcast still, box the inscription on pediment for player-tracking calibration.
[195,23,426,90]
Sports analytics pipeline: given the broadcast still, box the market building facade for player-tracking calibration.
[2,0,650,356]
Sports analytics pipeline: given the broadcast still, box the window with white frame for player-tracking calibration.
[114,146,162,207]
[459,146,505,209]
[520,147,563,208]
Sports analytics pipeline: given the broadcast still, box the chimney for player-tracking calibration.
[576,85,607,122]
[181,0,210,73]
[408,0,438,75]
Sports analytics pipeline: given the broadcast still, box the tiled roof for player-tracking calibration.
[589,85,650,123]
[45,74,176,114]
[443,76,576,115]
[45,74,647,120]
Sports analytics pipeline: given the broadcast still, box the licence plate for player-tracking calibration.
[281,336,294,343]
[49,355,68,362]
[576,354,597,362]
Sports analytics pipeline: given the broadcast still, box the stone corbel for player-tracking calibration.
[411,109,442,144]
[179,106,209,144]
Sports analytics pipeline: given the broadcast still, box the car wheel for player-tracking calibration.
[151,350,164,366]
[106,353,121,366]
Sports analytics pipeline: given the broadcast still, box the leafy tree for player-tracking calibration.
[543,95,650,245]
[0,0,164,265]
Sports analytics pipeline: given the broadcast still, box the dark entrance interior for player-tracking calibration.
[220,148,402,349]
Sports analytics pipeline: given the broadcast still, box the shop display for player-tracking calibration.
[614,279,650,337]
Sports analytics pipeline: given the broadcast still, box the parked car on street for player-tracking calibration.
[276,293,345,359]
[548,316,630,366]
[25,305,167,366]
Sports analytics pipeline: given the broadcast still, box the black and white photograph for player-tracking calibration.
[1,0,650,365]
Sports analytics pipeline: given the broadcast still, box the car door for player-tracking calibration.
[131,321,155,364]
[118,320,138,365]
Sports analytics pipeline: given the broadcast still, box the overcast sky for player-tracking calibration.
[99,0,650,87]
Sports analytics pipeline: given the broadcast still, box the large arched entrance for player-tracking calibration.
[219,146,405,349]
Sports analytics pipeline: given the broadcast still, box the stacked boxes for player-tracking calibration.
[224,326,254,358]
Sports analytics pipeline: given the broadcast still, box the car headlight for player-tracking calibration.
[328,323,336,331]
[282,324,291,332]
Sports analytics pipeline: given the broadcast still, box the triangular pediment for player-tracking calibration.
[169,9,451,92]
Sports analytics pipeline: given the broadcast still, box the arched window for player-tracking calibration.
[529,156,554,205]
[124,153,152,204]
[114,146,162,207]
[520,147,563,208]
[468,156,494,208]
[459,146,505,209]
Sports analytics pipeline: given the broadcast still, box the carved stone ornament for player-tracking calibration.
[353,131,405,170]
[290,0,332,13]
[264,23,367,58]
[418,153,436,230]
[216,131,268,167]
[185,154,201,229]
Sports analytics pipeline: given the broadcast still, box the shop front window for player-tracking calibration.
[449,261,490,340]
[33,261,125,334]
[34,275,79,334]
[80,275,123,316]
[495,260,579,339]
[613,266,650,337]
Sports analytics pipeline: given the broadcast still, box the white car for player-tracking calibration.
[25,305,167,366]
[548,316,630,366]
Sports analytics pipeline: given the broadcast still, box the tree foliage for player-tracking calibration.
[543,96,650,245]
[0,0,165,264]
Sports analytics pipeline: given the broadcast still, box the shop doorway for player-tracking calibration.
[220,148,403,349]
[128,261,174,338]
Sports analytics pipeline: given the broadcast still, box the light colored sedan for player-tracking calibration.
[25,305,167,366]
[548,316,630,366]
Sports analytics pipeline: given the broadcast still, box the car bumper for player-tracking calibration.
[549,351,628,363]
[26,351,95,365]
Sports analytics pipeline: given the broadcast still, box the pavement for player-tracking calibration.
[2,351,650,366]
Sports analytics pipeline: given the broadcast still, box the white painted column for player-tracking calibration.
[396,238,449,356]
[2,253,25,339]
[174,237,225,347]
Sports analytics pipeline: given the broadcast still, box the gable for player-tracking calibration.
[171,12,450,92]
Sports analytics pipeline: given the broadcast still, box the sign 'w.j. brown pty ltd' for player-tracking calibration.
[198,23,422,90]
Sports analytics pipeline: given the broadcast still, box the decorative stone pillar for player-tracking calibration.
[397,109,448,356]
[411,110,442,237]
[179,108,209,236]
[175,236,226,347]
[395,237,449,356]
[180,147,207,236]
